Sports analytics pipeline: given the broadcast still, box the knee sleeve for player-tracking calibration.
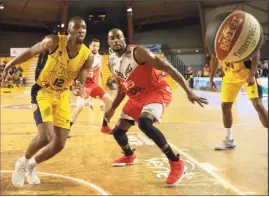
[113,126,128,146]
[138,117,167,149]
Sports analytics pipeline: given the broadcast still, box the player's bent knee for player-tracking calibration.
[113,126,127,140]
[37,135,49,146]
[52,140,66,153]
[138,118,154,135]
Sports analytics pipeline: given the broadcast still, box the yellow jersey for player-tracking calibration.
[36,35,90,90]
[219,60,250,81]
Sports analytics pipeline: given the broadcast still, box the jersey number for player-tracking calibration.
[53,78,65,87]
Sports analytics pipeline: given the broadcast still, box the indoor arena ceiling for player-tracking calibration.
[0,0,267,39]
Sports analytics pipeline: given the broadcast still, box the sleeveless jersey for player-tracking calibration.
[85,53,102,85]
[36,35,90,90]
[108,45,169,102]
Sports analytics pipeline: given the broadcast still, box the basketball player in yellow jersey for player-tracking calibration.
[210,50,268,150]
[3,16,94,188]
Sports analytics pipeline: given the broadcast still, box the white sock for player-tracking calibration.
[28,158,37,169]
[225,128,233,140]
[21,156,29,165]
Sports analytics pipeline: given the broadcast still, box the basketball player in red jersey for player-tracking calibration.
[71,39,113,134]
[105,28,208,186]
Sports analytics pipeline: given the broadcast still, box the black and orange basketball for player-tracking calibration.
[206,11,263,62]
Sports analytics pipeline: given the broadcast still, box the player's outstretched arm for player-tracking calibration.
[134,46,191,94]
[105,79,126,122]
[76,53,94,86]
[3,35,58,75]
[111,80,126,110]
[134,46,208,107]
[73,53,94,96]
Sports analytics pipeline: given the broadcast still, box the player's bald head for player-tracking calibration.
[108,28,126,53]
[108,28,124,38]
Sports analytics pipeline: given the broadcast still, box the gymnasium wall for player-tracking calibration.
[0,29,47,56]
[134,24,203,49]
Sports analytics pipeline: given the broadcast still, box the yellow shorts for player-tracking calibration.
[32,86,71,129]
[221,76,259,102]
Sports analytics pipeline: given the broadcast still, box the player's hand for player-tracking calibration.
[187,91,208,108]
[210,80,218,92]
[72,80,82,96]
[104,107,115,123]
[246,74,255,86]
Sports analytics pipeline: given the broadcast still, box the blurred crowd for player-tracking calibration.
[0,61,25,88]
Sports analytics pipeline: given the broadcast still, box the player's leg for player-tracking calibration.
[138,103,186,186]
[87,96,94,110]
[215,80,242,150]
[99,99,104,111]
[111,118,136,166]
[112,100,140,166]
[70,96,86,127]
[70,87,90,127]
[90,85,113,134]
[12,88,54,187]
[100,93,113,133]
[33,126,69,163]
[27,91,70,184]
[245,82,268,128]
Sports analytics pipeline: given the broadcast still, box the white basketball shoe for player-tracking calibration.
[11,157,27,188]
[26,161,40,185]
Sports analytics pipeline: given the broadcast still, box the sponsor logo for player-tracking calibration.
[218,16,243,52]
[233,19,258,58]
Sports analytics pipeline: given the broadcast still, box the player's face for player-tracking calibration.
[108,30,125,52]
[90,41,100,54]
[68,20,87,44]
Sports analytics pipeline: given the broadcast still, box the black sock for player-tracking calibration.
[122,145,133,156]
[102,119,107,126]
[163,146,179,162]
[70,122,73,127]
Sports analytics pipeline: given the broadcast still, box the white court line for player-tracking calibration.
[168,142,254,195]
[1,170,109,196]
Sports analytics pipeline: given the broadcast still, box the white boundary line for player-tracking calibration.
[168,142,252,195]
[1,170,109,196]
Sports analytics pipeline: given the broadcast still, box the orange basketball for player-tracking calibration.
[206,11,263,62]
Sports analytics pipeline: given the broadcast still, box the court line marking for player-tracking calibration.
[168,142,254,195]
[127,132,257,195]
[1,124,260,194]
[1,170,109,196]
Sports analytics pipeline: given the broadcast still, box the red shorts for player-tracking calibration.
[82,84,105,99]
[121,86,172,122]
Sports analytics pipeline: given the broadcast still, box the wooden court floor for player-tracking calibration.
[0,87,268,195]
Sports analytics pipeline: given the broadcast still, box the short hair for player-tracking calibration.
[90,38,100,44]
[68,16,85,26]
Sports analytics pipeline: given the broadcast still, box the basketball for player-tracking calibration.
[206,11,263,62]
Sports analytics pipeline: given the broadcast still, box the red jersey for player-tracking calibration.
[85,53,102,86]
[108,45,170,104]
